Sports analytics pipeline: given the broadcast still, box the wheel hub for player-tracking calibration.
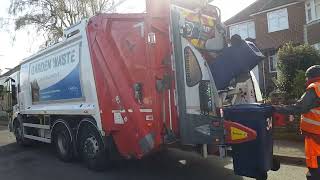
[83,136,99,158]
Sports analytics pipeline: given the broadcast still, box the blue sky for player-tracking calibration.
[0,0,256,74]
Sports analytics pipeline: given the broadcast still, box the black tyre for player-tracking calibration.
[53,124,74,162]
[13,119,31,146]
[256,172,268,180]
[79,125,109,171]
[271,156,281,171]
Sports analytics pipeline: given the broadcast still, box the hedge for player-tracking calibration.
[277,43,320,100]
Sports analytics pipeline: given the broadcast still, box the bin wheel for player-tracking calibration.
[256,172,268,180]
[79,125,110,171]
[271,156,281,171]
[53,124,74,162]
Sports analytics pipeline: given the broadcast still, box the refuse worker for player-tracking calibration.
[273,65,320,180]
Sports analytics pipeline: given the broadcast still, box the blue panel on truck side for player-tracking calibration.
[223,104,274,179]
[39,64,82,101]
[29,43,83,103]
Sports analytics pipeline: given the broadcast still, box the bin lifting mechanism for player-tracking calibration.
[224,121,257,144]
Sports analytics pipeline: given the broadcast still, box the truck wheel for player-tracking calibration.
[79,126,108,171]
[53,124,74,162]
[13,119,31,146]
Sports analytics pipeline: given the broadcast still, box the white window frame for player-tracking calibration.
[316,0,320,20]
[306,0,315,22]
[268,55,277,73]
[267,8,289,33]
[313,43,320,50]
[229,21,256,39]
[305,0,320,23]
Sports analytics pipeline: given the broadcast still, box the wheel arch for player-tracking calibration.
[51,119,74,143]
[75,118,105,147]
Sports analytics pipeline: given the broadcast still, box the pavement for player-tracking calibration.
[273,140,306,166]
[0,125,14,147]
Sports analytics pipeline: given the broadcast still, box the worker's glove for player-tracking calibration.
[289,115,295,122]
[272,105,282,112]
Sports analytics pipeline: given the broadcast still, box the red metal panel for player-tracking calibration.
[86,12,177,158]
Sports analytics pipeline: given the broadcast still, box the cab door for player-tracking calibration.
[3,72,19,125]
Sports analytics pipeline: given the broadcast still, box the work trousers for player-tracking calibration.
[307,157,320,180]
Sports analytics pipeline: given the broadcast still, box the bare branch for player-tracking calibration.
[7,0,114,46]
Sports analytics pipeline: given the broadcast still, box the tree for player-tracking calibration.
[9,0,115,46]
[277,43,320,100]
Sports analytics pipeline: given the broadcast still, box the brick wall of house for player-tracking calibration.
[225,2,306,95]
[306,20,320,44]
[252,3,305,94]
[254,3,306,50]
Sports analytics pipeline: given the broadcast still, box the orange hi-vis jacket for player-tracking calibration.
[301,82,320,135]
[301,82,320,168]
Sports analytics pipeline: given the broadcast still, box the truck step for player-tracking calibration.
[24,135,51,143]
[23,123,50,130]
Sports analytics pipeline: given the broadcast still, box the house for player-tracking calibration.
[224,0,306,94]
[305,0,320,48]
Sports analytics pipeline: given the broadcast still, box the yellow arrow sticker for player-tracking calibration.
[231,127,248,141]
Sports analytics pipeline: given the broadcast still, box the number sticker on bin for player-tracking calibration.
[266,118,272,131]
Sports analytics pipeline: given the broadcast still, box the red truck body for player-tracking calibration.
[87,12,177,158]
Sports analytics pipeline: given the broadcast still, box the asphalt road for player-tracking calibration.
[0,126,307,180]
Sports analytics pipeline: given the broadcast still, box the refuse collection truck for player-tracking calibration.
[0,0,279,179]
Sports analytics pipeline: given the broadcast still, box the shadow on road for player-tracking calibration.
[111,149,244,180]
[0,142,244,180]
